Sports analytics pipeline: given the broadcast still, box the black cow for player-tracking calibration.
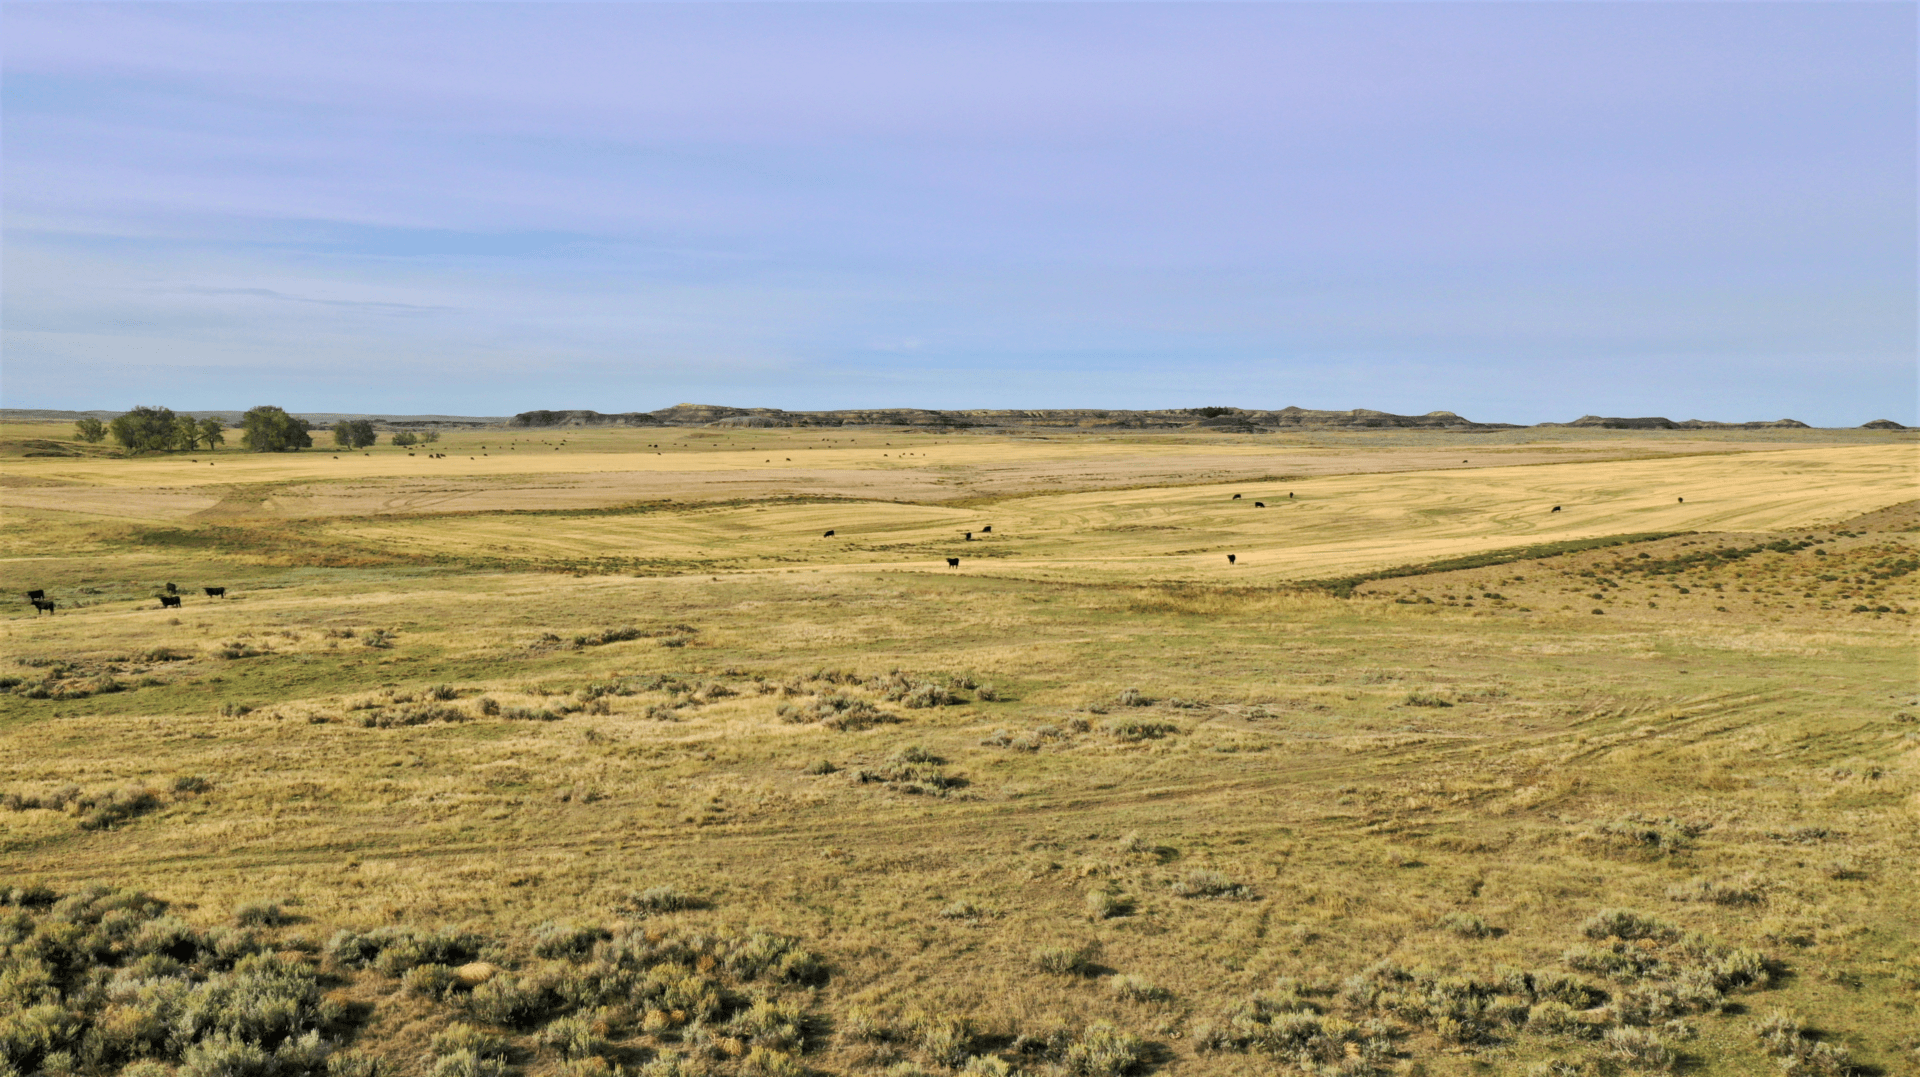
[25,589,44,601]
[32,600,54,615]
[1227,554,1236,564]
[160,595,182,609]
[204,587,227,598]
[166,583,177,594]
[1232,494,1241,500]
[1254,502,1265,508]
[964,532,973,541]
[1677,497,1684,503]
[823,530,836,538]
[946,557,960,568]
[1288,492,1293,499]
[981,526,991,533]
[1551,506,1561,513]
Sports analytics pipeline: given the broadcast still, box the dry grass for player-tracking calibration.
[0,427,1914,1076]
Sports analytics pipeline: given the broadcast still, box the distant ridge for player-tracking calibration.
[4,406,1903,430]
[1534,414,1811,430]
[505,405,1869,431]
[0,408,506,427]
[508,404,1514,430]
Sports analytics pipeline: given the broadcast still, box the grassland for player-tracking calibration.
[1,421,1915,1077]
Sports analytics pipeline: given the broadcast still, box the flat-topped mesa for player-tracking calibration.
[509,409,662,427]
[1537,415,1812,430]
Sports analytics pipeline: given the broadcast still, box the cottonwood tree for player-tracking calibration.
[331,419,376,449]
[108,406,180,454]
[239,406,313,452]
[199,417,226,449]
[391,431,418,447]
[73,417,106,443]
[174,414,204,451]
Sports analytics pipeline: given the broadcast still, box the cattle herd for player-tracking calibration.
[16,488,1667,619]
[801,489,1611,576]
[17,583,229,615]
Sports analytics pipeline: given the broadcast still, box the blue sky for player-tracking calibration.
[3,3,1913,424]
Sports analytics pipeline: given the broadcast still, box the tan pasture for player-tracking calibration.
[5,421,1901,520]
[314,442,1917,583]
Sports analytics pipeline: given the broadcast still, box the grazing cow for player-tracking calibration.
[1551,506,1561,513]
[204,587,227,598]
[25,589,44,601]
[1227,554,1236,564]
[1232,493,1241,500]
[964,532,973,541]
[981,526,991,533]
[166,583,177,594]
[1254,502,1265,508]
[160,595,182,609]
[32,600,54,615]
[823,529,836,538]
[946,557,960,568]
[1677,497,1684,503]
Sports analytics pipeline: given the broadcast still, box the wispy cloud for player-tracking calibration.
[167,286,454,315]
[2,3,1912,421]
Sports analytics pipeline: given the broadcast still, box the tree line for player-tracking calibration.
[75,408,436,454]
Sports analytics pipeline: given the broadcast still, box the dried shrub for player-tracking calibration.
[1439,912,1494,938]
[623,887,702,914]
[1171,870,1253,900]
[1102,717,1179,742]
[1108,974,1171,1002]
[1032,944,1096,976]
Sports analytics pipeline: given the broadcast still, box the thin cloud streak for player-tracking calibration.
[2,3,1912,423]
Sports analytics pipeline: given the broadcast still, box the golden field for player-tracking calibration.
[0,420,1915,1077]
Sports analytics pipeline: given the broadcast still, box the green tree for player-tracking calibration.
[421,430,440,444]
[239,406,313,452]
[74,417,106,443]
[392,431,418,447]
[199,417,226,449]
[174,414,204,451]
[331,419,376,449]
[108,406,180,454]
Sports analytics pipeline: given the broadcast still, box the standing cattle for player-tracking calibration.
[823,530,836,538]
[981,526,991,533]
[1254,502,1265,508]
[1288,492,1293,499]
[166,583,177,594]
[159,595,182,609]
[25,590,44,602]
[946,558,960,568]
[1227,554,1236,564]
[1677,497,1684,503]
[204,587,227,598]
[964,532,973,541]
[1551,506,1561,513]
[32,600,54,615]
[1232,494,1241,500]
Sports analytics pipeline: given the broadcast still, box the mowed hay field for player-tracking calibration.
[1,423,1916,1077]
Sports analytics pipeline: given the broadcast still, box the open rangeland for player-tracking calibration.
[1,422,1915,1077]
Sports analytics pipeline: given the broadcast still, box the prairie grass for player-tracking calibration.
[0,426,1913,1075]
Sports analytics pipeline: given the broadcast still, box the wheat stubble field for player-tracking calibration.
[1,421,1916,1077]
